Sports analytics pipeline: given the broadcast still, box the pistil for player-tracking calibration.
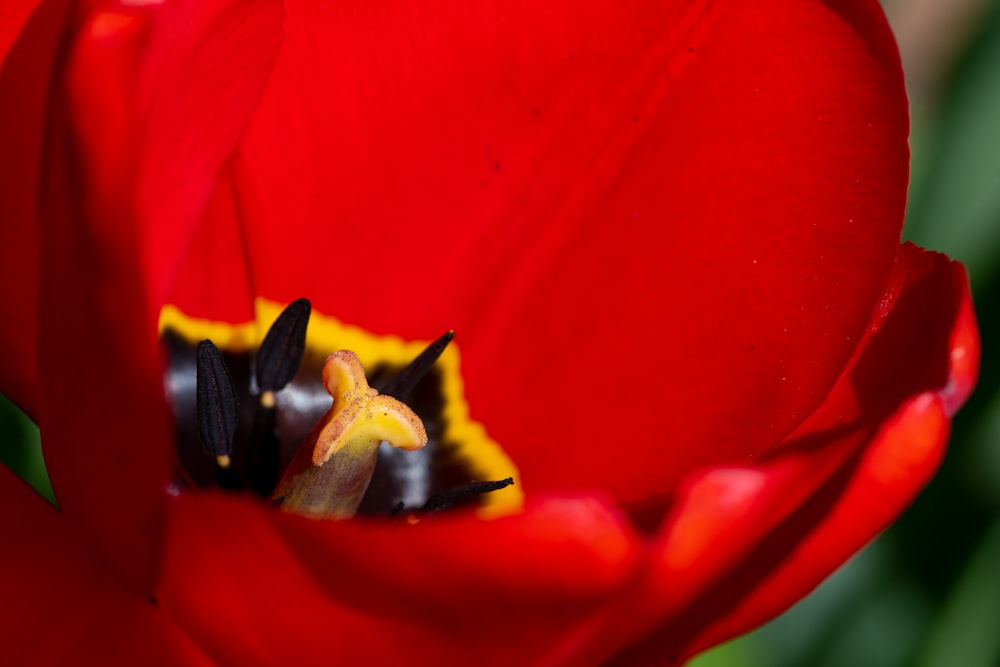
[271,350,427,518]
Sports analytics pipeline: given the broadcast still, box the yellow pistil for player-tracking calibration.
[271,350,427,519]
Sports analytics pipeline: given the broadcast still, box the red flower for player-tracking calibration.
[0,0,979,665]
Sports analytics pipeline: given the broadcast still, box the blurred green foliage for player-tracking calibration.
[1,2,997,665]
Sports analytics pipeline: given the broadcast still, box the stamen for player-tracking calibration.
[195,340,239,464]
[247,408,281,496]
[255,298,311,397]
[271,351,428,519]
[396,477,515,514]
[246,299,311,494]
[380,330,455,399]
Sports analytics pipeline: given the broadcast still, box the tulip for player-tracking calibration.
[0,0,979,665]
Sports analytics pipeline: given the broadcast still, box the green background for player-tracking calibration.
[2,1,998,664]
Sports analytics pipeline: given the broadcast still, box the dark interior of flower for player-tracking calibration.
[161,299,514,518]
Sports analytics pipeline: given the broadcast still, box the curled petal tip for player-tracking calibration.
[941,291,979,416]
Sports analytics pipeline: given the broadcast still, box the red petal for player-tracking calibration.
[165,161,258,323]
[677,245,979,658]
[0,0,69,418]
[158,493,642,666]
[678,394,948,661]
[0,465,214,665]
[36,0,281,588]
[0,0,42,56]
[234,0,909,504]
[597,244,978,664]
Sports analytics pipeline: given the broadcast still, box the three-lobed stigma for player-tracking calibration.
[270,350,428,519]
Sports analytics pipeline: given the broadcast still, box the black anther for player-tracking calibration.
[381,330,455,400]
[255,298,311,393]
[195,340,239,458]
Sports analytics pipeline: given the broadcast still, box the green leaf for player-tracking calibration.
[0,392,55,505]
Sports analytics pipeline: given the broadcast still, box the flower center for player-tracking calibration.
[160,298,522,519]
